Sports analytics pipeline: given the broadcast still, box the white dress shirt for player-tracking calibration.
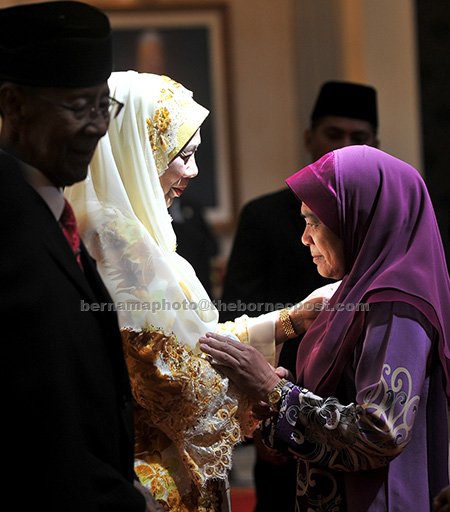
[24,164,65,220]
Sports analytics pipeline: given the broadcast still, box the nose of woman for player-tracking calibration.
[184,156,199,179]
[302,225,313,246]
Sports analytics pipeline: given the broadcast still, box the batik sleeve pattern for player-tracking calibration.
[261,304,432,472]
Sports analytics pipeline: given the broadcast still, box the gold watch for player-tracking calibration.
[267,378,289,410]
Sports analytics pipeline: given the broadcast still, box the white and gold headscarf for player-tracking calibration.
[66,71,218,349]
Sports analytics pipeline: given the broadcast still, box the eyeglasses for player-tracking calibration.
[34,93,124,121]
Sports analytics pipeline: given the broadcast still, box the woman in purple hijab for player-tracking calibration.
[200,145,450,511]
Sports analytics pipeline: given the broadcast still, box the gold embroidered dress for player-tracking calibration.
[66,72,276,511]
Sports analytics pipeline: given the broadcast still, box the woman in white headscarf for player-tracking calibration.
[66,71,332,511]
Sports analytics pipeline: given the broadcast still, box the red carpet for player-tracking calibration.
[230,486,256,512]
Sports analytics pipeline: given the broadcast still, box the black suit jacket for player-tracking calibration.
[1,151,144,511]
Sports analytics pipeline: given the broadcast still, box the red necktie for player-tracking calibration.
[60,199,83,270]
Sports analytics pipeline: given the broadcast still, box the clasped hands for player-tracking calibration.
[200,283,338,416]
[199,332,283,412]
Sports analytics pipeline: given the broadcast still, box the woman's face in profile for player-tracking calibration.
[301,203,346,280]
[159,130,201,207]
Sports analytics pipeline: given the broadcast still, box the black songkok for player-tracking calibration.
[311,81,378,129]
[0,1,112,88]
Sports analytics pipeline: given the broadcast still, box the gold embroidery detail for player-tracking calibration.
[122,326,257,491]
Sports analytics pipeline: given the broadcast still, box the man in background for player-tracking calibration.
[221,81,378,511]
[0,2,161,510]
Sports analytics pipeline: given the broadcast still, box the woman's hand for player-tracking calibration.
[249,367,293,420]
[276,282,342,343]
[199,332,280,403]
[303,281,341,303]
[274,366,294,381]
[295,281,341,331]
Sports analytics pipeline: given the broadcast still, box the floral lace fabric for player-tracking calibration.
[133,405,229,511]
[122,326,259,511]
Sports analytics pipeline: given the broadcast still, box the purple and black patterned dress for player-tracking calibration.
[262,302,449,511]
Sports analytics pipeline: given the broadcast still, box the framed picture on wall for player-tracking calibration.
[105,4,236,228]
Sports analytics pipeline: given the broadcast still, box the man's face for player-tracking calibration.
[304,115,378,162]
[17,83,110,187]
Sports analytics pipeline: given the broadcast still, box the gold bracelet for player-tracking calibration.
[279,308,297,339]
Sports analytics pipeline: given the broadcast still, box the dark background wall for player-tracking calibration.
[416,0,450,269]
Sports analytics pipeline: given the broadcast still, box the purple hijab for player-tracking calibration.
[286,145,450,399]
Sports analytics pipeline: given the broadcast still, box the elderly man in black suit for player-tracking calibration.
[0,2,161,510]
[222,81,379,512]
